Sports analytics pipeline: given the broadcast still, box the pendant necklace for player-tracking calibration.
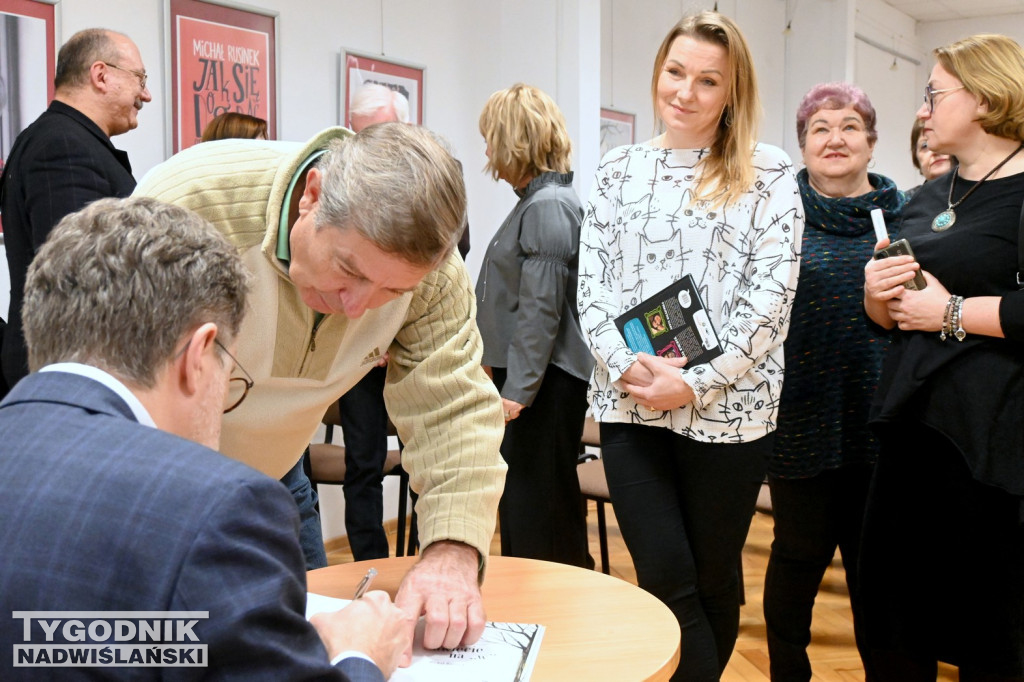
[932,141,1024,232]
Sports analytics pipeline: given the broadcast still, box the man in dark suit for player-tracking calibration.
[0,197,410,680]
[0,28,151,390]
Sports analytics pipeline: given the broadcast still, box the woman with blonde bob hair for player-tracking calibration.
[862,33,1024,679]
[578,11,802,679]
[474,84,594,567]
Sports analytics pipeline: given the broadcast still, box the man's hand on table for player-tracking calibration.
[394,540,485,654]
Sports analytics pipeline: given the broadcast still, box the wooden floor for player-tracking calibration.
[326,501,957,681]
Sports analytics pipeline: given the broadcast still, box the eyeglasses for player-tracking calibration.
[103,62,148,90]
[923,84,964,113]
[214,339,254,414]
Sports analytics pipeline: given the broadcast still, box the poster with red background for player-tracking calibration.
[0,0,56,233]
[169,0,276,152]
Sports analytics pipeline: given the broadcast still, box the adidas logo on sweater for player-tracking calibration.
[360,347,383,366]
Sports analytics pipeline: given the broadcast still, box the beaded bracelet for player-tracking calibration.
[952,295,966,341]
[940,295,956,341]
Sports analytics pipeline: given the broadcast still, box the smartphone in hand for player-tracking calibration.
[873,239,928,290]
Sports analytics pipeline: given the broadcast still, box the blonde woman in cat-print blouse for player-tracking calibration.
[577,12,802,679]
[580,141,801,437]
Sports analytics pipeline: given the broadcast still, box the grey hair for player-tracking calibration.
[23,197,250,388]
[314,123,466,266]
[351,83,410,123]
[55,28,123,90]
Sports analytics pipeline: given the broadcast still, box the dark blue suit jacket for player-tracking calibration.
[0,101,137,388]
[0,371,383,681]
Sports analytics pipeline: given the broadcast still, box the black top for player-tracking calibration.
[0,101,135,388]
[870,168,1024,494]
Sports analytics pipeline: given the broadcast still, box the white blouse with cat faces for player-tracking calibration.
[578,142,803,443]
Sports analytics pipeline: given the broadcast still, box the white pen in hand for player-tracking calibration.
[353,567,377,599]
[870,208,889,244]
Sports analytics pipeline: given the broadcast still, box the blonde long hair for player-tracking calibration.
[651,11,760,207]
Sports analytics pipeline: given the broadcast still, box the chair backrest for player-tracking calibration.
[577,457,610,500]
[322,400,342,427]
[322,398,399,437]
[581,416,600,447]
[310,400,402,484]
[577,416,608,500]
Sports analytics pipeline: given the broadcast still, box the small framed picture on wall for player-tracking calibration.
[341,51,424,128]
[600,108,636,159]
[167,0,278,152]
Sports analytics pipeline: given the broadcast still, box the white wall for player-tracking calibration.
[917,13,1024,97]
[854,0,921,189]
[8,0,1024,542]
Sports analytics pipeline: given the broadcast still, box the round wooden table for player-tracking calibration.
[308,555,680,681]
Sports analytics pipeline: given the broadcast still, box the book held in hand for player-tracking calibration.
[614,274,723,366]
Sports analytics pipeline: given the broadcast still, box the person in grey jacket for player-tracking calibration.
[476,83,595,568]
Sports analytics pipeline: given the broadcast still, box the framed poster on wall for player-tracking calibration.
[341,51,424,128]
[0,0,57,233]
[600,108,635,159]
[167,0,277,152]
[0,0,56,162]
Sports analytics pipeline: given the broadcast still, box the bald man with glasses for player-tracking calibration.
[0,28,152,392]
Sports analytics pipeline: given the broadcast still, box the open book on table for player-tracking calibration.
[306,592,544,682]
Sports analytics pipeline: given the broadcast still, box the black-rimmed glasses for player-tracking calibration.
[103,62,148,89]
[923,84,963,113]
[215,339,254,414]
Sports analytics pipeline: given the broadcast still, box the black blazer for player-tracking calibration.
[0,101,136,388]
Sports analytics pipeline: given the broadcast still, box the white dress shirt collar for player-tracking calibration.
[39,363,157,428]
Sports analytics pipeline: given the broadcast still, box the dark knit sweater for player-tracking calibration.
[769,170,905,478]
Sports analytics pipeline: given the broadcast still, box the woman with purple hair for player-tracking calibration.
[763,81,906,680]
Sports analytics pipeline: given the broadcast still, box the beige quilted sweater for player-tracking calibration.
[135,128,506,557]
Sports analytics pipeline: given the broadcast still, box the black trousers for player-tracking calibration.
[337,366,390,561]
[860,423,1024,681]
[599,421,770,682]
[763,464,874,681]
[491,365,591,568]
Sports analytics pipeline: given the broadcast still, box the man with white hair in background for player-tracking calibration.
[337,84,471,561]
[349,82,411,130]
[333,82,414,562]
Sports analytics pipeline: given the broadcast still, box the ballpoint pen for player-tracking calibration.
[353,567,377,600]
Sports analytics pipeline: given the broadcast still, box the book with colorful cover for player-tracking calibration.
[614,274,723,366]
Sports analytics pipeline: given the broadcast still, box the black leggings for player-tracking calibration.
[599,422,770,681]
[763,465,874,681]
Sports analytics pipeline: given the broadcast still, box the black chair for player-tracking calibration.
[303,401,418,557]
